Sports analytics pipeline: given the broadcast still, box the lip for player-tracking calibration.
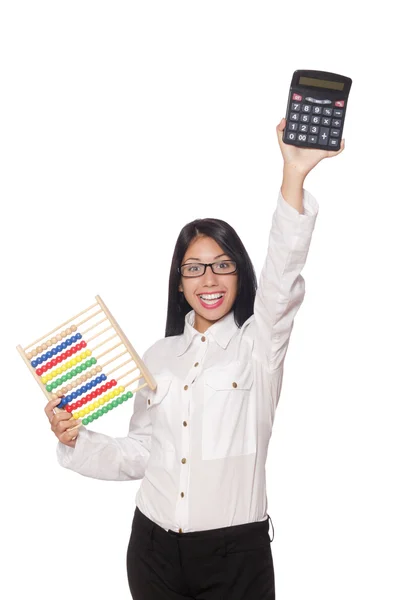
[196,291,226,296]
[197,293,226,310]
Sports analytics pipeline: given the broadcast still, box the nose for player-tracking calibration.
[201,265,218,286]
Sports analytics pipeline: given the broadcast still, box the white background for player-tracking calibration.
[1,1,396,599]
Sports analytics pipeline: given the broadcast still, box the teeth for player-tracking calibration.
[199,293,224,300]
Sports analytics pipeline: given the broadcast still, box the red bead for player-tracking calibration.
[76,400,83,408]
[87,393,93,401]
[81,341,87,348]
[110,379,117,387]
[36,368,42,376]
[66,350,72,357]
[65,405,72,413]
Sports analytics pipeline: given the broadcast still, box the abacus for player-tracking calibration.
[17,295,157,427]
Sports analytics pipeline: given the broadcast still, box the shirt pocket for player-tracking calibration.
[202,360,257,460]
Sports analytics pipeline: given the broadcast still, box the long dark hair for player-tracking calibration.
[165,217,257,337]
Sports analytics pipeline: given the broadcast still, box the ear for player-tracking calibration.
[178,283,183,292]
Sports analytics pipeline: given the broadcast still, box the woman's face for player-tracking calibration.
[178,235,238,333]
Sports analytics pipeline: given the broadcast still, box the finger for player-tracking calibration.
[276,118,286,145]
[44,397,63,422]
[326,138,345,157]
[59,427,80,445]
[52,414,80,435]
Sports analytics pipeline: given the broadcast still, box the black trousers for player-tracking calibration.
[126,505,275,600]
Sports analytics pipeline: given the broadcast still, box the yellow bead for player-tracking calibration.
[73,413,79,420]
[86,349,92,356]
[94,401,99,408]
[119,386,125,393]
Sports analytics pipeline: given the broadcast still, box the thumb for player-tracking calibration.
[276,117,285,144]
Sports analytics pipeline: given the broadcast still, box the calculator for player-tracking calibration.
[283,70,352,151]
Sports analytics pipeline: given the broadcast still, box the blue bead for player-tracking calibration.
[61,342,66,350]
[31,360,37,368]
[66,338,72,346]
[101,374,106,381]
[76,333,82,340]
[82,385,87,393]
[71,391,78,399]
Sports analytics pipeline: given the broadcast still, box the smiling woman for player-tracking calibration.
[175,233,250,333]
[53,117,344,600]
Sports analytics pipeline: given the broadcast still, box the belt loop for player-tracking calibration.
[268,514,274,543]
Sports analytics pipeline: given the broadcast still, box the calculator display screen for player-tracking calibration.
[298,76,344,91]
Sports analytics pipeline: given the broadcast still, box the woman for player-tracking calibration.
[45,117,345,599]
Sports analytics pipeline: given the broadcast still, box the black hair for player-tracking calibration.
[165,217,257,337]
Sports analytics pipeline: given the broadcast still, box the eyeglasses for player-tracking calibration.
[178,260,237,278]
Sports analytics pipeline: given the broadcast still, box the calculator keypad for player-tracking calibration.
[284,93,345,149]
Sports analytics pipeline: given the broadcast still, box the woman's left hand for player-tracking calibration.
[276,117,345,177]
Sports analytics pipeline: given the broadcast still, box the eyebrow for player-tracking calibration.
[184,253,229,262]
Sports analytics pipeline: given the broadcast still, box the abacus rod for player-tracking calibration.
[95,295,157,391]
[96,341,123,360]
[85,325,112,344]
[80,317,107,335]
[91,333,118,353]
[118,369,140,382]
[102,349,128,368]
[24,302,98,350]
[124,376,146,389]
[74,308,103,329]
[106,358,135,377]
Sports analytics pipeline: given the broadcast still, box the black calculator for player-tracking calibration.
[283,70,352,151]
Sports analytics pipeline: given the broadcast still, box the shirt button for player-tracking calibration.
[181,458,187,464]
[181,492,184,498]
[184,385,188,390]
[201,336,206,342]
[148,399,151,405]
[232,382,237,388]
[183,421,187,426]
[194,362,199,367]
[179,528,183,533]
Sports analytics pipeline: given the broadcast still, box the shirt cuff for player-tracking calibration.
[278,187,319,218]
[56,425,89,470]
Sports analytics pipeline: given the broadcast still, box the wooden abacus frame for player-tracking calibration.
[17,295,157,427]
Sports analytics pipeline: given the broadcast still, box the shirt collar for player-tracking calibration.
[176,309,238,356]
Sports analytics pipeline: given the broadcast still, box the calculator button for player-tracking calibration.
[291,102,301,112]
[333,109,344,117]
[312,106,322,115]
[311,115,321,125]
[323,108,333,117]
[318,127,330,145]
[300,114,310,123]
[332,119,342,127]
[329,138,339,147]
[308,135,318,144]
[321,117,332,126]
[290,112,299,121]
[297,133,307,142]
[288,122,298,131]
[286,131,297,141]
[330,129,340,137]
[299,124,309,132]
[335,100,345,107]
[302,104,312,113]
[292,93,302,101]
[310,125,319,134]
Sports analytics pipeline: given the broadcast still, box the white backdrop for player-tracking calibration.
[1,2,396,599]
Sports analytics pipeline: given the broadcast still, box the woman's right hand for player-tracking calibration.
[44,398,82,448]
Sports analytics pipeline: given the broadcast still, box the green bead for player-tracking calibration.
[97,409,103,417]
[82,418,88,426]
[46,384,52,392]
[108,404,113,410]
[127,391,133,398]
[92,358,97,364]
[76,366,82,373]
[81,363,87,371]
[111,400,117,408]
[61,375,67,383]
[88,415,94,423]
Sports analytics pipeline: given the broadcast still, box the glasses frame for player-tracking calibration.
[178,260,238,278]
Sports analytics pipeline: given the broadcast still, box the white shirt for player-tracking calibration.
[57,187,319,533]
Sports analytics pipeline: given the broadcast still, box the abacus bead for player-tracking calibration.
[76,332,82,339]
[82,418,88,426]
[127,391,133,398]
[46,341,51,348]
[46,384,52,392]
[56,334,62,342]
[71,325,77,332]
[32,349,38,357]
[65,328,72,335]
[87,415,94,423]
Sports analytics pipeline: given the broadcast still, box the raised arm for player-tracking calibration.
[252,118,345,371]
[55,360,152,481]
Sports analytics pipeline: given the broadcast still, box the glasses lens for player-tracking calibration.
[180,263,205,277]
[212,260,236,273]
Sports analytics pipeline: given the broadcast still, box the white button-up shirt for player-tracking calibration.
[57,187,319,533]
